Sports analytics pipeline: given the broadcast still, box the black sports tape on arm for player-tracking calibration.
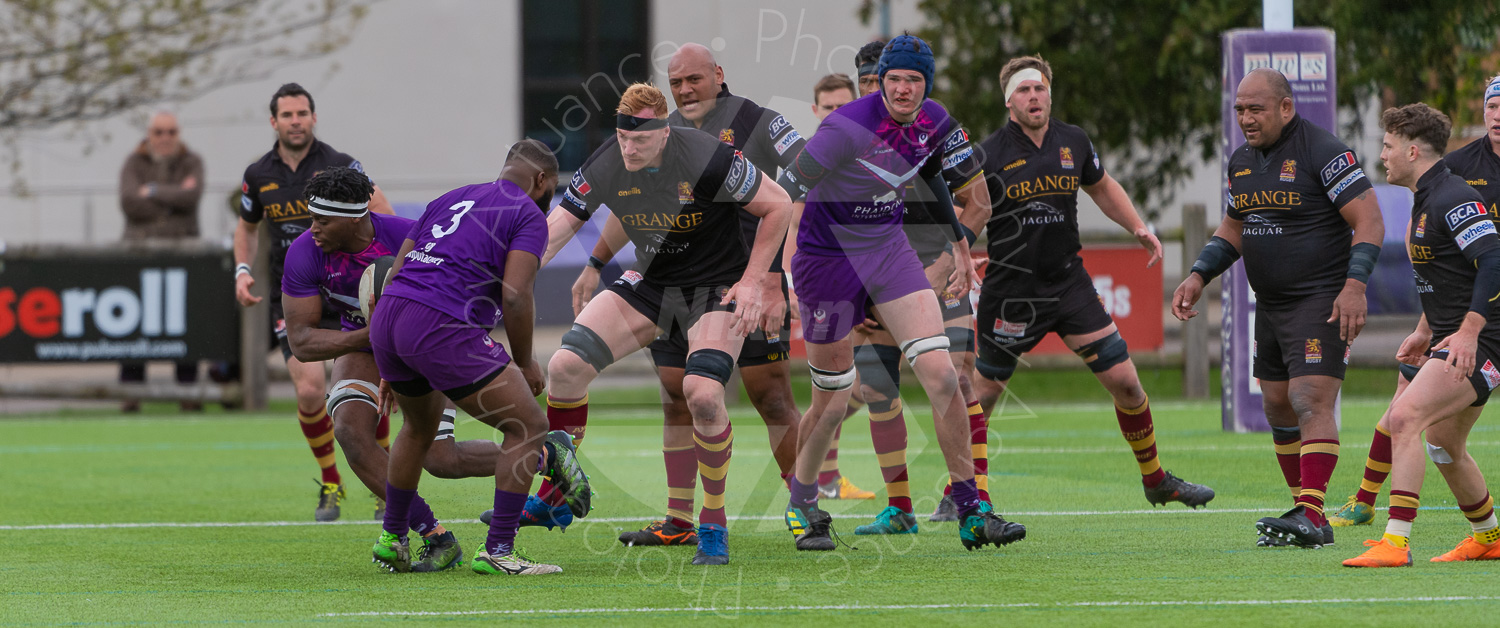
[923,172,963,243]
[1346,242,1381,284]
[1190,236,1241,283]
[1469,248,1500,316]
[775,148,826,201]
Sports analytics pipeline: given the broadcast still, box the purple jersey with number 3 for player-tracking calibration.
[382,180,548,329]
[281,211,413,331]
[798,95,958,255]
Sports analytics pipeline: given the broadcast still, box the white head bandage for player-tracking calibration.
[1004,68,1049,103]
[1486,75,1500,104]
[307,196,369,218]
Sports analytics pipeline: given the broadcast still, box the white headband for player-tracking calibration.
[307,196,369,218]
[1004,68,1049,102]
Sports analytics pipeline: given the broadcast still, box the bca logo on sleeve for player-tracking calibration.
[1320,151,1355,186]
[1446,201,1486,230]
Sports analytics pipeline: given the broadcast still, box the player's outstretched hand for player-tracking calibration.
[1328,280,1368,342]
[518,356,546,397]
[377,379,396,416]
[1395,329,1431,366]
[235,273,262,307]
[761,272,788,333]
[572,266,601,317]
[946,241,975,299]
[723,279,763,337]
[1136,227,1163,269]
[1172,274,1204,321]
[1432,331,1479,379]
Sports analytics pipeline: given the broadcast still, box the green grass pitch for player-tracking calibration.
[6,382,1500,625]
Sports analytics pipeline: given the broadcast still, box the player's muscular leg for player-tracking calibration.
[740,361,799,474]
[328,354,387,498]
[681,310,747,436]
[795,340,855,484]
[875,291,972,482]
[548,291,660,399]
[1259,380,1299,429]
[948,321,978,403]
[860,326,899,407]
[455,366,552,494]
[1423,406,1488,505]
[656,366,695,451]
[1286,375,1343,440]
[1385,363,1479,497]
[286,356,328,415]
[1063,323,1146,409]
[387,391,449,491]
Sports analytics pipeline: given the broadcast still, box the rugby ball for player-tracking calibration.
[358,255,397,321]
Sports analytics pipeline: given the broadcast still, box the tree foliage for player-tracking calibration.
[0,0,373,132]
[899,0,1500,218]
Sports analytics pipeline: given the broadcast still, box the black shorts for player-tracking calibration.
[270,296,342,362]
[975,263,1112,368]
[1253,294,1348,381]
[649,280,790,369]
[608,274,738,357]
[1428,336,1500,406]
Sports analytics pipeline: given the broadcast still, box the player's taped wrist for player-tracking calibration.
[1346,241,1381,284]
[1190,236,1240,283]
[960,224,978,247]
[234,263,252,279]
[586,255,606,270]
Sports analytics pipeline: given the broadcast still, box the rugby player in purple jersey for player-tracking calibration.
[368,140,593,576]
[775,35,1025,552]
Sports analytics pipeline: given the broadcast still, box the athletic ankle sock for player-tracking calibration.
[299,408,340,485]
[664,444,697,529]
[951,477,981,513]
[383,483,416,537]
[818,425,842,486]
[375,411,391,451]
[539,395,589,506]
[1384,517,1413,549]
[1355,425,1392,506]
[407,494,438,537]
[694,424,733,528]
[1115,397,1166,488]
[868,398,912,513]
[967,400,991,501]
[1297,439,1339,527]
[1271,426,1302,501]
[1388,489,1420,530]
[485,489,528,556]
[789,477,819,509]
[1461,493,1500,543]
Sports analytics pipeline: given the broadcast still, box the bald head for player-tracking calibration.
[668,43,725,124]
[1234,68,1296,149]
[146,111,182,158]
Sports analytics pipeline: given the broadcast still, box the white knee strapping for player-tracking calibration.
[810,365,856,391]
[327,378,378,416]
[1427,442,1454,465]
[900,335,950,365]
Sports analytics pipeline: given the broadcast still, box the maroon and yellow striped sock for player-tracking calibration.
[1272,427,1302,502]
[869,398,911,513]
[375,411,391,452]
[664,445,697,529]
[818,425,842,486]
[1116,397,1166,488]
[298,408,340,485]
[967,400,990,502]
[1297,439,1340,527]
[695,424,733,527]
[1354,425,1392,506]
[539,395,589,506]
[1385,489,1420,549]
[1461,492,1500,544]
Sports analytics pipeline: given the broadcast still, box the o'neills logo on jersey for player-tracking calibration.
[1468,179,1488,186]
[617,187,642,197]
[719,129,735,145]
[1233,168,1252,177]
[1304,338,1322,363]
[1279,160,1297,182]
[622,211,704,232]
[1003,159,1027,171]
[1059,147,1074,170]
[1005,175,1079,201]
[259,182,279,193]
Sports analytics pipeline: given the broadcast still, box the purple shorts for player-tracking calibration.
[791,241,931,344]
[370,295,511,400]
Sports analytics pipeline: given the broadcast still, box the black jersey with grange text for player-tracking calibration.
[559,127,762,287]
[977,119,1105,287]
[1443,135,1500,216]
[668,83,804,270]
[1225,115,1373,308]
[240,139,367,286]
[1408,160,1500,341]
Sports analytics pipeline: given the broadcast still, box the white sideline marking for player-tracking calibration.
[319,596,1500,617]
[7,505,1457,531]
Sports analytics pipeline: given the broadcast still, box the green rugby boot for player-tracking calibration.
[371,531,411,573]
[411,531,464,572]
[854,506,919,535]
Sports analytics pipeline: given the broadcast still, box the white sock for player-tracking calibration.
[1471,513,1498,535]
[1385,519,1413,539]
[435,409,458,441]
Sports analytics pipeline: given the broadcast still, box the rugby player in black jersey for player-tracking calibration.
[975,56,1214,514]
[1176,68,1384,548]
[234,83,395,522]
[540,84,792,566]
[1344,104,1500,567]
[1329,74,1500,529]
[569,44,814,547]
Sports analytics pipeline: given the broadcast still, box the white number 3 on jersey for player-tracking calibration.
[431,200,474,238]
